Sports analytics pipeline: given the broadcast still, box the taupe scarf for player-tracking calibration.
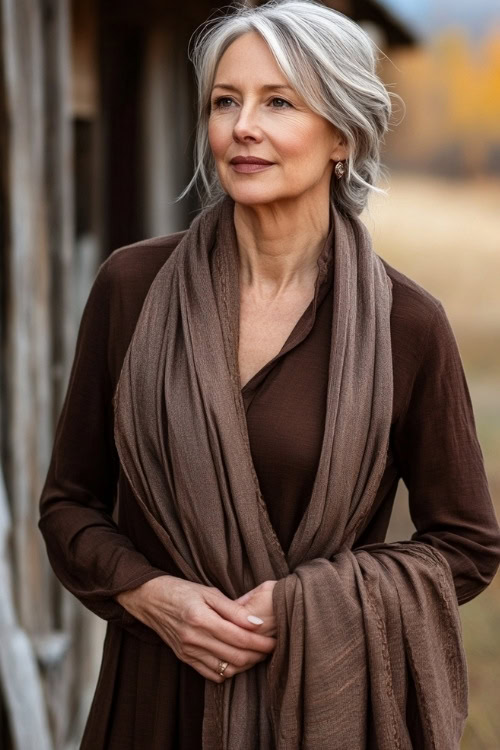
[113,194,468,748]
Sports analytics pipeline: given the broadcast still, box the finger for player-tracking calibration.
[197,607,276,653]
[193,650,268,681]
[217,652,268,678]
[188,651,233,682]
[207,591,265,632]
[234,590,253,606]
[190,658,225,684]
[211,656,231,679]
[248,618,276,639]
[148,600,275,658]
[194,632,272,672]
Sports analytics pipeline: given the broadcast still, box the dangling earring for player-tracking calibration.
[335,160,346,179]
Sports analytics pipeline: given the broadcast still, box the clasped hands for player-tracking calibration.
[116,576,277,683]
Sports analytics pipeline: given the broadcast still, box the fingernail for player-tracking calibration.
[247,615,264,625]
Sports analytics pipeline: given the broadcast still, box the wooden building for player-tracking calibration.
[0,1,415,747]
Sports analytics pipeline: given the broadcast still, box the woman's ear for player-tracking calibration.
[330,129,349,162]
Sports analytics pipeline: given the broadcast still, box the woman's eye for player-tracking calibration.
[212,96,234,109]
[270,97,292,108]
[211,96,292,110]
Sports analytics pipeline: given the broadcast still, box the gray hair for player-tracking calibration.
[177,0,400,218]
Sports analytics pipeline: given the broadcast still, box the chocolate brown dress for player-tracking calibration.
[38,223,500,749]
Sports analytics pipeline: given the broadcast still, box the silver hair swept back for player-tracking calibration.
[176,0,402,218]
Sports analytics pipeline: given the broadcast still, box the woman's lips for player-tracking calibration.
[230,162,274,173]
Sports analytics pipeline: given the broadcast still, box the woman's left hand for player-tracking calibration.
[235,580,277,638]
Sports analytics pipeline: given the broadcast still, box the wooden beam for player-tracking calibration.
[43,0,76,417]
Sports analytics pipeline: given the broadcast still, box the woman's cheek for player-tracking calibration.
[208,121,226,155]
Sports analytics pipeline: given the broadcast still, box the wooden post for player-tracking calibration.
[1,0,53,635]
[1,0,77,746]
[43,0,76,418]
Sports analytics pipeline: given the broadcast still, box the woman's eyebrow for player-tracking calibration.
[211,83,293,92]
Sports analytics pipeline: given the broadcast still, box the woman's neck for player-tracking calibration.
[233,199,331,294]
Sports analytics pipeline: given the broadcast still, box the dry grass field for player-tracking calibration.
[362,173,500,748]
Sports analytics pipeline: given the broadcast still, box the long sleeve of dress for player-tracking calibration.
[392,300,500,605]
[38,264,167,626]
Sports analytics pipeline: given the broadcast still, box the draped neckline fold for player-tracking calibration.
[208,195,391,570]
[211,199,336,563]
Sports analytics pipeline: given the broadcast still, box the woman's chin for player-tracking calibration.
[224,186,293,207]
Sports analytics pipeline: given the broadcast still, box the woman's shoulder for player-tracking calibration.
[381,257,440,314]
[378,258,465,425]
[380,256,446,344]
[84,230,189,379]
[378,257,462,387]
[98,229,188,289]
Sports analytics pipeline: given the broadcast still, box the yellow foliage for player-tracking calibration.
[381,27,500,170]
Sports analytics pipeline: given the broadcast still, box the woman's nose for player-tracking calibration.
[232,105,262,142]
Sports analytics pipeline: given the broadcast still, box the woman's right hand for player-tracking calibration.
[115,575,276,683]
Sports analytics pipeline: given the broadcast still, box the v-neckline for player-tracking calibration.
[240,295,316,396]
[240,223,334,397]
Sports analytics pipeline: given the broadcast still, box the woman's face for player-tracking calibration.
[208,31,347,208]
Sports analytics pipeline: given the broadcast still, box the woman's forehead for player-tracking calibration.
[217,33,278,70]
[214,33,290,89]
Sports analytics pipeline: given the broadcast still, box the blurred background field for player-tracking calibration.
[363,174,500,749]
[363,7,500,742]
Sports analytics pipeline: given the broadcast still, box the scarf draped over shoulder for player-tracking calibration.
[113,194,468,749]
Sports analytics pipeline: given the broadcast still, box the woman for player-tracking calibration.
[38,1,500,748]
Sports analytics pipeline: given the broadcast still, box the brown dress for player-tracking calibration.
[38,223,500,749]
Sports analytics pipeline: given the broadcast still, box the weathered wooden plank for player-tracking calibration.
[2,0,53,633]
[0,469,52,750]
[1,1,75,746]
[43,0,76,417]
